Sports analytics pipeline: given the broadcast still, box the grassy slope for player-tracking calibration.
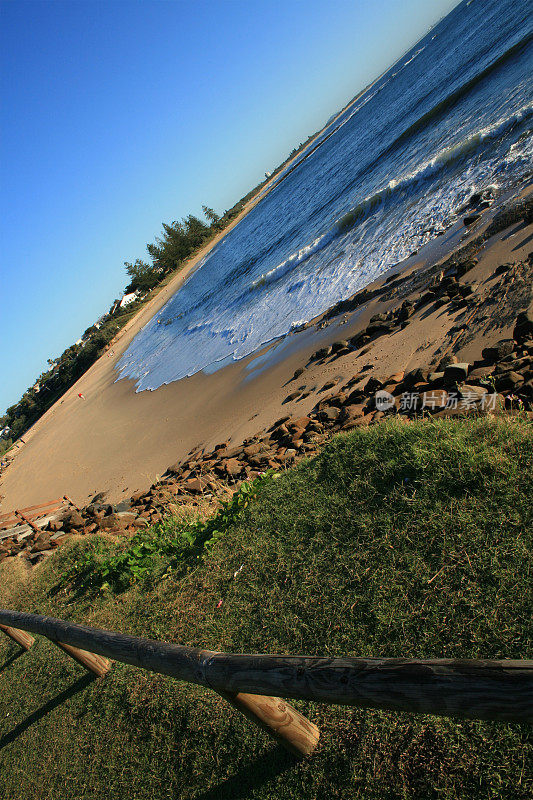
[0,417,532,800]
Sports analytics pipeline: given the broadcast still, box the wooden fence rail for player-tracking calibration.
[0,608,531,757]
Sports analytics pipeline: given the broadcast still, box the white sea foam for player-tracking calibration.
[116,1,533,393]
[247,102,532,295]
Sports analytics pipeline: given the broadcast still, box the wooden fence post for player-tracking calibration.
[0,623,35,651]
[218,690,319,757]
[53,641,111,678]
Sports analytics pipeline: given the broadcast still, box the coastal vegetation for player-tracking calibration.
[1,417,531,799]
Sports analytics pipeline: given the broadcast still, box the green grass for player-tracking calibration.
[65,473,273,592]
[0,416,531,800]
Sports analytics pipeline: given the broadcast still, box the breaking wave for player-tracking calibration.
[250,102,532,290]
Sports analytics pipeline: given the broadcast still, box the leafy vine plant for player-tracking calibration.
[67,471,277,593]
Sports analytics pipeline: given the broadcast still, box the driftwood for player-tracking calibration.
[14,510,41,534]
[0,608,531,757]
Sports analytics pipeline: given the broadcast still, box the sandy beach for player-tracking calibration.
[1,187,531,512]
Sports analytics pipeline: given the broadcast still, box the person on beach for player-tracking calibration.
[78,392,85,400]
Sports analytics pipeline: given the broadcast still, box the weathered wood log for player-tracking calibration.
[14,510,40,534]
[0,623,35,651]
[218,691,319,757]
[0,609,531,725]
[63,495,81,512]
[53,641,111,678]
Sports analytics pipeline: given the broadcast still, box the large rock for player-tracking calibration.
[312,346,332,360]
[31,533,52,553]
[397,300,414,321]
[283,391,301,404]
[443,362,470,384]
[404,368,430,386]
[331,340,349,352]
[225,458,242,477]
[340,404,365,422]
[482,339,515,362]
[513,309,533,342]
[62,510,85,530]
[365,320,396,335]
[243,443,262,458]
[98,514,123,530]
[186,478,209,494]
[318,406,340,422]
[496,371,524,391]
[116,512,137,527]
[421,389,448,411]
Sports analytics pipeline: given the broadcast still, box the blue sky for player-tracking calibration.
[0,0,458,415]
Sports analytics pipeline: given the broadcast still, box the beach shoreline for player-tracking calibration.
[1,186,531,513]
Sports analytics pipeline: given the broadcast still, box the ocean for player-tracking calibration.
[117,0,533,392]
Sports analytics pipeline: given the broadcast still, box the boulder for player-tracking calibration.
[443,362,470,384]
[496,371,524,391]
[186,478,208,494]
[397,300,414,321]
[331,340,349,352]
[289,417,311,431]
[313,346,332,360]
[340,404,365,422]
[385,371,405,384]
[31,533,52,553]
[225,458,242,477]
[365,320,395,335]
[467,192,483,207]
[318,406,340,422]
[63,510,85,530]
[243,443,262,458]
[482,339,515,362]
[283,391,301,404]
[421,389,448,411]
[513,309,533,342]
[90,492,107,504]
[364,377,383,394]
[404,368,430,386]
[97,514,123,530]
[458,385,488,402]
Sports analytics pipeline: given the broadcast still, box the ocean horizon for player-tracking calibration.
[117,0,532,392]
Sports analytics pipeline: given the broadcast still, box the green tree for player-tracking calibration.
[124,259,159,292]
[202,205,221,228]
